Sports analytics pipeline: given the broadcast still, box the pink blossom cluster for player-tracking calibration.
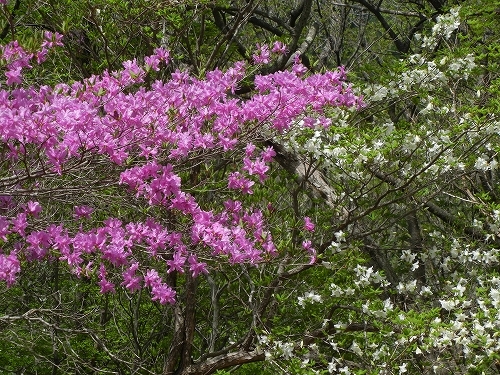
[253,43,271,64]
[1,207,183,302]
[0,252,19,286]
[1,32,62,85]
[118,162,276,264]
[225,143,277,194]
[0,40,362,302]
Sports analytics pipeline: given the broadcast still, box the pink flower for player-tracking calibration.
[169,192,198,214]
[5,67,22,85]
[144,269,161,288]
[292,59,308,76]
[228,172,254,194]
[302,240,312,251]
[262,236,277,256]
[218,135,238,151]
[243,157,270,182]
[151,283,176,304]
[0,252,20,286]
[98,278,115,293]
[167,251,186,274]
[25,201,42,217]
[271,41,287,55]
[245,143,256,157]
[121,59,145,84]
[223,200,242,213]
[154,47,170,63]
[188,255,208,277]
[42,31,64,48]
[102,242,129,267]
[0,195,14,212]
[98,264,115,293]
[37,48,48,64]
[0,216,10,240]
[302,240,317,264]
[11,213,27,236]
[25,230,50,260]
[74,205,94,219]
[304,217,315,232]
[260,147,276,162]
[121,262,142,292]
[253,44,270,64]
[145,55,160,71]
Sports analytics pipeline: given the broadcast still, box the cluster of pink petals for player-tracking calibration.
[1,32,62,85]
[304,217,315,232]
[74,205,94,219]
[0,252,20,286]
[302,240,316,265]
[0,41,363,302]
[1,206,194,303]
[1,43,360,171]
[144,268,176,304]
[253,44,271,64]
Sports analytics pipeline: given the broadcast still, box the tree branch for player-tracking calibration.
[266,141,339,210]
[284,21,319,69]
[187,350,265,375]
[351,0,410,53]
[329,2,421,17]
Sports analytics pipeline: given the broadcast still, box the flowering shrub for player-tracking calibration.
[254,5,500,374]
[0,39,362,304]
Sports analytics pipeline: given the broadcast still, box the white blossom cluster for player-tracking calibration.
[262,4,500,374]
[298,291,323,306]
[419,7,461,49]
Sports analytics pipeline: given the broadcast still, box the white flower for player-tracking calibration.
[383,298,394,310]
[258,335,269,345]
[440,299,457,311]
[362,302,370,314]
[279,342,294,359]
[330,283,344,297]
[490,288,500,307]
[401,249,416,263]
[328,360,337,373]
[344,287,355,296]
[371,86,389,101]
[475,155,490,171]
[299,291,323,306]
[399,363,408,374]
[420,286,433,296]
[383,121,394,135]
[305,291,322,303]
[453,282,466,297]
[397,280,418,294]
[350,341,362,356]
[334,230,346,242]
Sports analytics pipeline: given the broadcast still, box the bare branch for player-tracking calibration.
[329,2,421,17]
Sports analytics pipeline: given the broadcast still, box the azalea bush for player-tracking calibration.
[0,31,363,373]
[0,32,362,290]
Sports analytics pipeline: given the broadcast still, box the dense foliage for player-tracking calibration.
[2,0,500,374]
